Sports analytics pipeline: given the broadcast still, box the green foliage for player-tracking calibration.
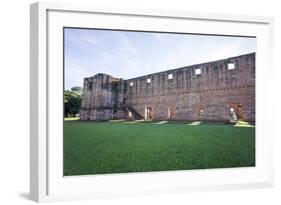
[71,86,82,94]
[64,87,82,117]
[64,121,255,176]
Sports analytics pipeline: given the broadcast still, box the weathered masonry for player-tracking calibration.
[80,53,255,122]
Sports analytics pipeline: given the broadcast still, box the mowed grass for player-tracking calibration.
[64,121,255,176]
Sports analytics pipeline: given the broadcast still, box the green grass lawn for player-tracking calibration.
[64,121,255,176]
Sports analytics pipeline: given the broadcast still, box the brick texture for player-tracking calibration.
[80,53,255,122]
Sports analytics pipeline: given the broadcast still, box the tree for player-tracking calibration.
[64,87,82,117]
[71,86,82,94]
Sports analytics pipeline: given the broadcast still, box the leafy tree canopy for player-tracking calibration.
[64,86,82,117]
[71,86,82,94]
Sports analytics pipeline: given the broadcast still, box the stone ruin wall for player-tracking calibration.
[80,53,255,121]
[80,74,125,120]
[124,52,255,121]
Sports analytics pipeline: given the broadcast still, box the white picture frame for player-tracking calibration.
[30,2,274,202]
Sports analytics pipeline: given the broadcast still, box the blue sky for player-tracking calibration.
[64,28,256,90]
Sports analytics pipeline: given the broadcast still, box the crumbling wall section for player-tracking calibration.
[124,53,255,121]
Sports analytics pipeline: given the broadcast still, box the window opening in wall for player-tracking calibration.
[147,78,151,84]
[228,63,235,70]
[168,73,173,80]
[88,82,93,90]
[195,68,201,75]
[130,82,133,86]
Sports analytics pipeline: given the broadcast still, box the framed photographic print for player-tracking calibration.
[30,2,274,202]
